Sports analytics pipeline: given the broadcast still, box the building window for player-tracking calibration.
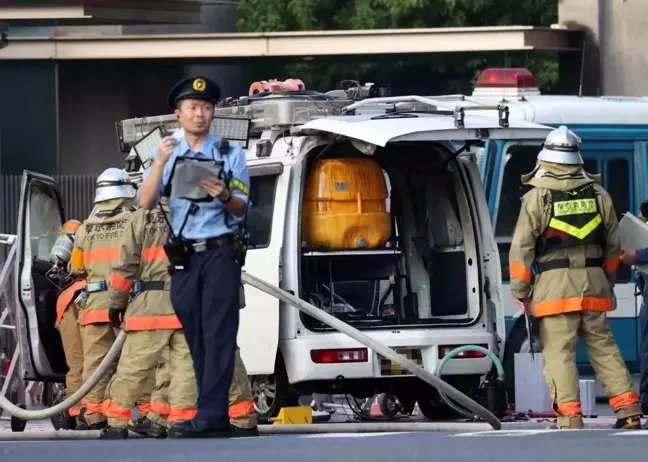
[247,174,278,249]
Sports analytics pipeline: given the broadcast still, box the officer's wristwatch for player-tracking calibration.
[219,189,232,204]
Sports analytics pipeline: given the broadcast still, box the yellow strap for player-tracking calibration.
[548,214,603,240]
[553,198,597,217]
[228,178,249,196]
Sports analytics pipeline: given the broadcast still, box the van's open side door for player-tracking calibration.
[238,163,291,375]
[14,171,68,382]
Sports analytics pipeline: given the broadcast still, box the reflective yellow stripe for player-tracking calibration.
[549,214,603,240]
[553,198,597,217]
[228,178,249,196]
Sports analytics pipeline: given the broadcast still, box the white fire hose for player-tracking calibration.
[0,271,501,431]
[0,332,127,421]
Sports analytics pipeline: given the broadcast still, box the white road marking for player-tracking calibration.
[610,430,648,436]
[451,429,611,437]
[300,432,412,438]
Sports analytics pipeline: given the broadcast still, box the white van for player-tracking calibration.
[12,88,552,422]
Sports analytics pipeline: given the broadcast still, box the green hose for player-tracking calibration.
[436,345,504,379]
[434,345,505,420]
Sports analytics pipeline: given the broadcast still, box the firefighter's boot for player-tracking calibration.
[88,421,108,430]
[614,415,642,429]
[98,426,129,440]
[74,407,89,430]
[549,415,584,429]
[230,425,259,438]
[128,417,167,439]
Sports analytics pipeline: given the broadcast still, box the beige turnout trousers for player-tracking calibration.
[104,330,197,428]
[153,346,257,429]
[540,311,641,428]
[56,301,85,420]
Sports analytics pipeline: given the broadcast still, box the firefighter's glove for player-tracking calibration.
[109,307,125,329]
[514,299,530,313]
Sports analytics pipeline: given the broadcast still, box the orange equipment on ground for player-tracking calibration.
[301,158,391,249]
[248,79,305,96]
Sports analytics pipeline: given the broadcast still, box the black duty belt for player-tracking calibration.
[532,257,604,275]
[132,281,167,294]
[186,234,234,253]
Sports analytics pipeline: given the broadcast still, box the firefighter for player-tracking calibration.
[69,168,138,429]
[509,125,642,430]
[126,284,258,438]
[51,219,88,429]
[100,197,197,439]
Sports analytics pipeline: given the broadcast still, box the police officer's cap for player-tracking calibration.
[167,76,221,108]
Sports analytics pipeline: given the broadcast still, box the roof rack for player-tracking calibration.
[342,95,510,128]
[115,89,510,153]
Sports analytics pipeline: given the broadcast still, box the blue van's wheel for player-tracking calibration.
[501,316,542,406]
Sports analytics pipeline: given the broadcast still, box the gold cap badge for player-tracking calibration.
[192,78,206,92]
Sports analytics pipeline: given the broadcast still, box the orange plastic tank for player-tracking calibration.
[302,158,392,249]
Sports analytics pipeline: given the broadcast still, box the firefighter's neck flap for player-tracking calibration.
[521,160,601,191]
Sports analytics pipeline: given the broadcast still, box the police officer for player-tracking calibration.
[52,220,88,429]
[509,125,642,430]
[138,76,250,438]
[69,168,138,429]
[620,199,648,420]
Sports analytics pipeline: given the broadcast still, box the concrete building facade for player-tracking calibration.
[0,2,242,176]
[558,0,648,97]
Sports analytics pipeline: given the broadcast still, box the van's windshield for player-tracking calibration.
[298,141,481,331]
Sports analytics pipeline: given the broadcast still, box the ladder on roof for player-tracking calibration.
[115,93,510,152]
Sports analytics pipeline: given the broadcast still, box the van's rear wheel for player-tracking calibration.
[501,316,542,406]
[416,395,459,421]
[251,354,299,423]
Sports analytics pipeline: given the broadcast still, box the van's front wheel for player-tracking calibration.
[250,354,299,423]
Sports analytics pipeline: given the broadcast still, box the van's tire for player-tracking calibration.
[416,390,460,421]
[501,315,542,406]
[251,353,299,424]
[378,393,400,418]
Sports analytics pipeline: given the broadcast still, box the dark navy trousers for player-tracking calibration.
[640,282,648,406]
[170,246,241,427]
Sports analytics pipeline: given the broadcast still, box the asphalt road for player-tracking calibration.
[1,429,648,462]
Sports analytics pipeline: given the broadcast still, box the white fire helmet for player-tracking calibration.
[537,125,583,165]
[94,167,137,204]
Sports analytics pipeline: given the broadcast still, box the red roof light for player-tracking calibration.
[476,68,538,89]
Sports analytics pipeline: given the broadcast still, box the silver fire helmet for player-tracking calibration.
[94,168,137,203]
[537,125,583,165]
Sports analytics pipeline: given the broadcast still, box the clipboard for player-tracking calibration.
[133,125,168,169]
[167,157,225,201]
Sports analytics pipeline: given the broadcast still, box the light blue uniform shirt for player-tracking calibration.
[141,134,250,240]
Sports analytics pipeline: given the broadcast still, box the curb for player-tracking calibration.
[0,421,495,441]
[258,422,493,434]
[0,430,101,441]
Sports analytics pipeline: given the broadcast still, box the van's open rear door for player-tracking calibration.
[238,163,291,375]
[14,171,68,382]
[298,113,553,146]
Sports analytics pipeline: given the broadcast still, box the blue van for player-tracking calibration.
[465,67,648,401]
